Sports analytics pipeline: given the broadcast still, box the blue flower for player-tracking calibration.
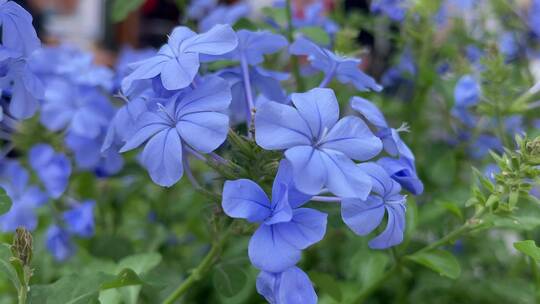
[256,88,382,198]
[222,160,326,272]
[45,225,75,262]
[342,162,407,249]
[256,266,317,304]
[381,49,416,87]
[452,75,480,126]
[199,3,250,32]
[41,82,114,139]
[29,144,71,199]
[529,0,540,38]
[63,200,95,238]
[498,32,519,62]
[219,30,288,65]
[469,134,503,159]
[0,161,47,232]
[289,37,382,91]
[120,75,231,186]
[0,0,40,57]
[371,0,408,22]
[377,157,424,195]
[465,45,483,65]
[121,24,238,93]
[293,1,339,37]
[350,96,415,161]
[0,57,44,119]
[65,132,124,176]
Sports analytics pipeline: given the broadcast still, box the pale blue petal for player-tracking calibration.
[350,96,388,129]
[274,208,327,250]
[336,61,383,92]
[368,203,406,249]
[182,24,238,55]
[121,55,169,93]
[278,267,318,304]
[341,196,385,235]
[272,160,311,208]
[248,224,301,272]
[176,112,229,153]
[160,52,199,90]
[265,183,293,225]
[141,129,183,187]
[290,88,339,139]
[321,116,382,161]
[321,150,372,199]
[176,75,231,116]
[222,179,271,223]
[284,146,326,195]
[255,102,312,150]
[120,112,169,152]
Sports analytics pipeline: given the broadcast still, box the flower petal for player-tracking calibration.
[321,116,382,161]
[255,102,312,150]
[120,112,169,153]
[274,208,327,250]
[141,129,183,187]
[161,52,200,90]
[290,88,339,139]
[284,146,327,195]
[341,196,385,236]
[248,224,301,272]
[121,55,169,93]
[350,96,388,129]
[278,267,318,304]
[321,150,372,199]
[368,203,406,249]
[222,179,271,223]
[176,112,229,153]
[181,24,238,55]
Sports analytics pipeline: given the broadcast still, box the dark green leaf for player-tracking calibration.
[29,273,114,304]
[110,0,145,23]
[514,240,540,262]
[0,243,20,290]
[101,268,144,290]
[309,272,342,302]
[212,264,248,298]
[408,250,461,279]
[0,187,12,215]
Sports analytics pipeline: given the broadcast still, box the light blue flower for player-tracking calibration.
[0,161,47,232]
[63,200,95,238]
[371,0,408,22]
[342,162,407,249]
[120,76,231,186]
[290,37,381,91]
[0,0,40,57]
[256,266,317,304]
[29,144,71,199]
[222,160,325,272]
[121,24,238,93]
[45,225,75,262]
[199,2,249,32]
[256,88,382,198]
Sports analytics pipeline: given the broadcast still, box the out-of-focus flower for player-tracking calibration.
[63,200,95,238]
[256,266,317,304]
[45,225,74,262]
[29,144,71,199]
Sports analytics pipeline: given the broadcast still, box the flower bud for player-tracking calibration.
[12,227,33,266]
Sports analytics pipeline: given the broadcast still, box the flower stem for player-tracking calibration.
[311,196,341,203]
[285,0,304,92]
[162,226,234,304]
[318,64,337,88]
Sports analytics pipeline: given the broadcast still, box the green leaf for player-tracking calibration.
[116,253,162,304]
[358,252,389,286]
[110,0,145,23]
[298,27,331,46]
[0,243,20,290]
[408,250,461,279]
[309,272,342,302]
[514,240,540,262]
[29,273,114,304]
[212,263,248,298]
[101,268,144,290]
[0,187,12,215]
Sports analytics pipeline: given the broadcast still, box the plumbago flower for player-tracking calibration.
[121,24,238,93]
[120,76,231,186]
[0,0,43,120]
[29,144,71,199]
[342,162,407,249]
[256,88,382,198]
[371,0,408,22]
[222,160,323,302]
[451,74,480,127]
[350,96,423,195]
[199,2,250,32]
[63,200,96,238]
[290,36,382,91]
[0,161,47,232]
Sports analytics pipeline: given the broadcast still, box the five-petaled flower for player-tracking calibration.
[256,88,382,199]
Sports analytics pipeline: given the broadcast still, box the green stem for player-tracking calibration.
[162,226,234,304]
[18,287,27,304]
[285,0,304,92]
[350,209,486,304]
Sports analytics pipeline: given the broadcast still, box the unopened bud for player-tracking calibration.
[12,227,32,266]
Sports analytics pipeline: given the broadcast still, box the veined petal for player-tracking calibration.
[290,88,339,139]
[272,160,311,208]
[368,203,406,249]
[341,196,385,236]
[321,116,382,161]
[274,208,327,250]
[350,96,388,129]
[336,61,383,92]
[265,183,292,225]
[181,24,238,55]
[248,225,301,272]
[176,112,229,153]
[141,129,183,187]
[278,267,318,304]
[167,26,197,53]
[176,75,231,116]
[255,102,312,150]
[120,112,169,152]
[161,52,200,90]
[121,55,169,93]
[321,150,372,199]
[284,146,327,195]
[222,179,271,223]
